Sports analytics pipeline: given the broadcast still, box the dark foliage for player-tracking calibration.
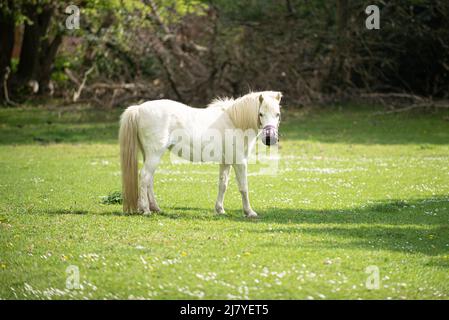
[0,0,448,107]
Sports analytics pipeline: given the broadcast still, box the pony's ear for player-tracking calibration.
[275,92,283,102]
[259,94,264,104]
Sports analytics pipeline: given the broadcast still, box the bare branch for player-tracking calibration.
[73,66,95,102]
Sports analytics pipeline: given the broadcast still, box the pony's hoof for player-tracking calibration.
[138,204,148,213]
[245,210,258,218]
[150,206,161,213]
[215,204,226,215]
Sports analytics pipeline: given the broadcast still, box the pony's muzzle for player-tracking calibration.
[262,125,278,146]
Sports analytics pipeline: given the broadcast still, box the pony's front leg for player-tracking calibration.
[215,164,231,214]
[233,163,258,218]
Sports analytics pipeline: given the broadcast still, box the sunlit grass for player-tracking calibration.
[0,104,448,299]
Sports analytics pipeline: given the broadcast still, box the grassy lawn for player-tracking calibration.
[0,103,448,299]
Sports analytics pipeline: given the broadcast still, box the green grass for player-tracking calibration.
[0,104,448,299]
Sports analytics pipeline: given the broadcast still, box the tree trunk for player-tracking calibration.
[0,2,16,102]
[334,0,350,87]
[336,0,348,36]
[16,5,54,83]
[285,0,296,16]
[38,33,63,94]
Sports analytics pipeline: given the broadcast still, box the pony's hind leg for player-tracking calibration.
[139,150,164,214]
[215,164,231,214]
[138,166,151,214]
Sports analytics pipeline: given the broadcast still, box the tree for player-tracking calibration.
[0,0,18,102]
[16,1,66,94]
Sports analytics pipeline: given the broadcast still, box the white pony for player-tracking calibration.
[119,91,282,217]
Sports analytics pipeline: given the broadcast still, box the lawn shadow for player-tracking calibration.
[255,197,449,225]
[1,105,449,145]
[157,196,449,225]
[156,196,449,257]
[50,209,90,215]
[0,106,121,145]
[45,209,133,217]
[42,196,448,257]
[281,106,449,145]
[254,196,448,257]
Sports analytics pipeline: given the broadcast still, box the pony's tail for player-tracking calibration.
[119,106,140,213]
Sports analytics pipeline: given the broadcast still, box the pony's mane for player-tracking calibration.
[207,97,235,109]
[208,92,269,130]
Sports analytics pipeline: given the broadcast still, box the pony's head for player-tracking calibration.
[224,91,283,145]
[258,91,282,146]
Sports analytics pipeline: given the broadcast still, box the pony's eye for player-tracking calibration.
[276,113,280,118]
[259,113,263,117]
